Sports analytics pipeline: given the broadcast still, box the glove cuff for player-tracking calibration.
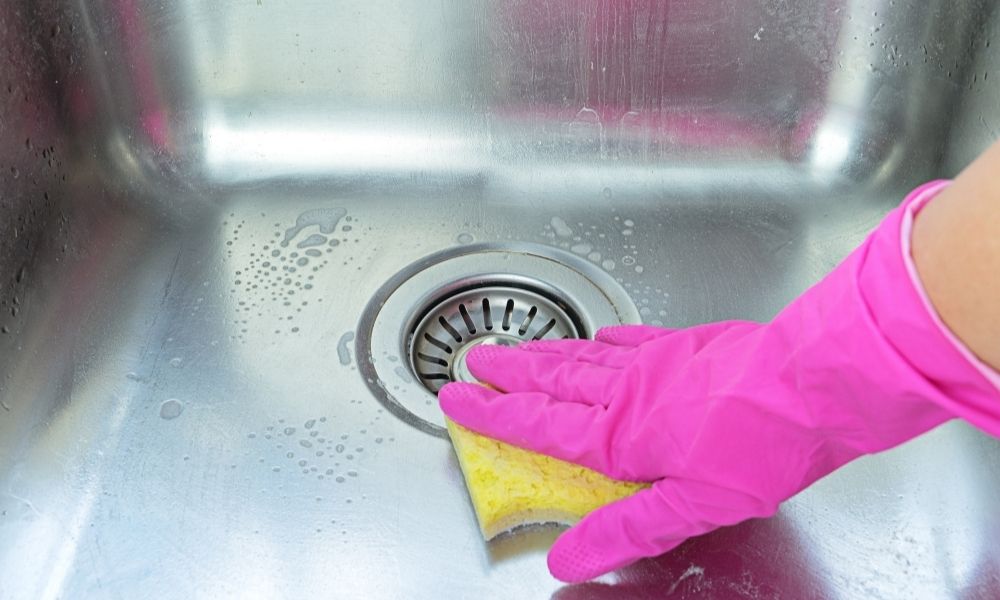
[862,180,1000,437]
[899,180,1000,394]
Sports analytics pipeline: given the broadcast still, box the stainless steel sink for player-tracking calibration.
[3,1,1000,598]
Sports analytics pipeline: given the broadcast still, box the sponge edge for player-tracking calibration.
[445,418,648,540]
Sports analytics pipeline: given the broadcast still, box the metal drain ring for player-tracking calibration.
[356,242,640,438]
[409,284,584,393]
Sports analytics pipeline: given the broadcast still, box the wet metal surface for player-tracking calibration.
[2,1,1000,598]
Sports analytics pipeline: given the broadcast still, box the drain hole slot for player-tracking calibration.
[502,299,514,331]
[416,352,449,367]
[482,298,493,331]
[439,316,464,342]
[518,306,538,336]
[423,333,453,354]
[420,373,450,381]
[532,318,558,340]
[458,304,477,335]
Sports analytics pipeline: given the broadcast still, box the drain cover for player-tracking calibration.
[356,243,639,437]
[409,284,584,393]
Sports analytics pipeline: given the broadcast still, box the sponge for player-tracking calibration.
[445,418,648,539]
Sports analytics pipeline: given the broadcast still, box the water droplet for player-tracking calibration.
[393,365,412,383]
[299,439,313,448]
[159,399,184,420]
[283,427,296,436]
[281,208,347,247]
[348,470,358,477]
[550,217,573,238]
[337,331,355,365]
[456,233,474,244]
[168,357,183,368]
[335,444,345,453]
[336,476,345,483]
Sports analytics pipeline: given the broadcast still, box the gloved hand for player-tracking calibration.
[438,180,1000,583]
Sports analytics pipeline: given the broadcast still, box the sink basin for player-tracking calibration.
[2,1,1000,598]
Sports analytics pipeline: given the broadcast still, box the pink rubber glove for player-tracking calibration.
[439,181,1000,583]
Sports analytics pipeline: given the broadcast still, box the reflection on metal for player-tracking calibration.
[2,0,1000,598]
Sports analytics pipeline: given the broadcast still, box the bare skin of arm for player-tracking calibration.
[913,140,1000,371]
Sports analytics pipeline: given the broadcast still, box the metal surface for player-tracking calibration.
[1,0,1000,598]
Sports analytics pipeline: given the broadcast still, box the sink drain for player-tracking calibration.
[409,284,584,393]
[356,243,639,437]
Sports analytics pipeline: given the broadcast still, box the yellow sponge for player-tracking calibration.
[445,418,648,539]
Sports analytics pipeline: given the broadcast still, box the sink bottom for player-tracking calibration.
[1,191,999,599]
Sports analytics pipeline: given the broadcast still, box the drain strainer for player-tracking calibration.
[356,243,639,437]
[409,284,584,393]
